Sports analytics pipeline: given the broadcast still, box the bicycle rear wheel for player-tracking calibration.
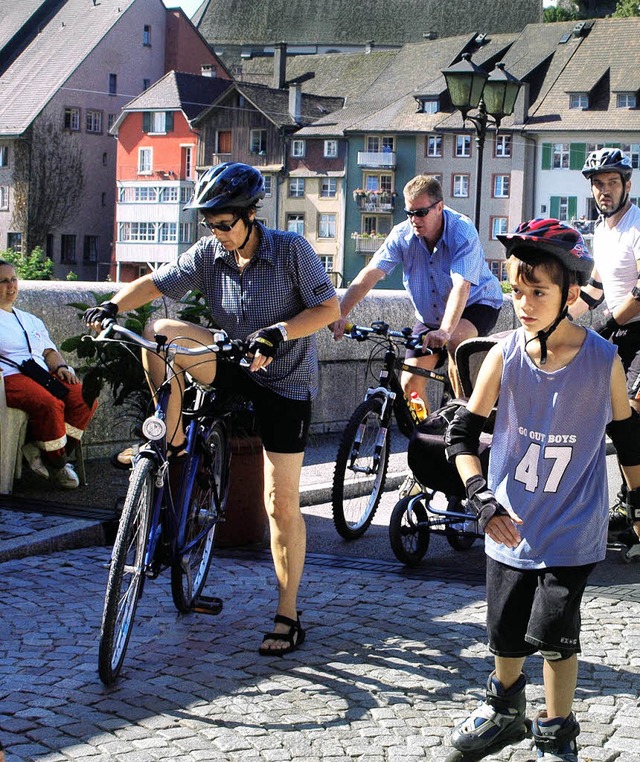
[98,457,155,685]
[332,395,390,540]
[171,420,230,612]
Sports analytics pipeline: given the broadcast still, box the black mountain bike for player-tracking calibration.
[331,321,453,540]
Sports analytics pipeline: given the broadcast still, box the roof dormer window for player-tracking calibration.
[416,97,439,114]
[616,93,637,109]
[569,93,589,110]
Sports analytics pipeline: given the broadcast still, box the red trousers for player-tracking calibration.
[4,373,97,462]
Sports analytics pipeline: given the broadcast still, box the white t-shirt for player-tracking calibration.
[593,203,640,322]
[0,307,56,377]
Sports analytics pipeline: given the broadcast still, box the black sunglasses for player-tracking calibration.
[405,202,440,218]
[200,217,241,232]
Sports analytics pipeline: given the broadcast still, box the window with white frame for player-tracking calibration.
[569,93,589,109]
[160,223,178,242]
[179,223,193,243]
[64,107,80,131]
[362,215,391,235]
[289,178,305,197]
[495,134,512,157]
[86,110,103,134]
[426,134,442,157]
[455,134,471,157]
[180,186,191,204]
[143,111,173,134]
[321,177,337,197]
[453,174,469,197]
[134,186,156,202]
[319,255,334,272]
[318,213,336,238]
[620,143,640,169]
[263,175,272,196]
[291,139,305,158]
[419,98,439,114]
[552,143,570,169]
[366,136,394,152]
[161,187,179,203]
[7,232,22,252]
[493,175,510,198]
[491,217,508,240]
[138,148,152,174]
[287,214,304,235]
[0,146,7,167]
[617,93,637,109]
[107,113,116,131]
[0,186,8,210]
[250,129,267,154]
[324,140,338,158]
[119,222,155,242]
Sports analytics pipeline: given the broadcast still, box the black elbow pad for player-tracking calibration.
[607,410,640,466]
[445,406,487,462]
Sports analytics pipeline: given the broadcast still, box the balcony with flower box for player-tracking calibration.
[352,189,396,213]
[351,232,387,253]
[356,151,396,169]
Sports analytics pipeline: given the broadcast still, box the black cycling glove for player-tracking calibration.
[624,487,640,523]
[592,314,619,340]
[465,474,509,533]
[246,325,285,358]
[83,301,119,326]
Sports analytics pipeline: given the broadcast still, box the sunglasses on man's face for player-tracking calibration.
[404,201,440,218]
[200,217,241,232]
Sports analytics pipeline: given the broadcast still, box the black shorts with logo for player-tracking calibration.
[213,363,311,454]
[485,557,596,658]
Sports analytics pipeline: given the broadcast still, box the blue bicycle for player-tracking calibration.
[94,321,248,685]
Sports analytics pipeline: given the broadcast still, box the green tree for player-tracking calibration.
[613,0,640,16]
[1,246,54,280]
[544,3,579,21]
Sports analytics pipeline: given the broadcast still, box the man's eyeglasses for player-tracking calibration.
[404,202,440,218]
[200,217,241,232]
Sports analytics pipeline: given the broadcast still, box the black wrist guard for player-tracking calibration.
[624,488,640,523]
[593,314,619,339]
[83,300,119,326]
[246,325,284,358]
[465,475,509,532]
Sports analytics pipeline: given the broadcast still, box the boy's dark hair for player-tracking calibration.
[505,250,580,288]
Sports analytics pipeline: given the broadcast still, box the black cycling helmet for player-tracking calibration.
[582,148,632,218]
[499,219,594,364]
[582,147,632,181]
[183,162,265,212]
[498,218,593,287]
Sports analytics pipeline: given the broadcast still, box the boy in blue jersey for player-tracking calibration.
[445,219,640,761]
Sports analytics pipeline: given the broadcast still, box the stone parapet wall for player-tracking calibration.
[11,283,601,455]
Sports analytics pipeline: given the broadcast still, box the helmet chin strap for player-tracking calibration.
[595,175,629,219]
[524,275,570,366]
[237,220,253,251]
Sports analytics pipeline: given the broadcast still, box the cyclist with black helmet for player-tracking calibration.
[444,219,640,761]
[572,147,640,550]
[85,162,339,656]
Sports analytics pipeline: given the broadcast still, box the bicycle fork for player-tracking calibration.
[349,390,393,475]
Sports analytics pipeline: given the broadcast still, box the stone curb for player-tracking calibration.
[0,518,106,564]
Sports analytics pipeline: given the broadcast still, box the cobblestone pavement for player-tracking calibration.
[1,435,640,761]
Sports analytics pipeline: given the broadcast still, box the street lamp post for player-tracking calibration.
[442,54,523,231]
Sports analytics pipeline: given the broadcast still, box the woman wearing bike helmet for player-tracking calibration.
[444,219,640,761]
[85,162,339,656]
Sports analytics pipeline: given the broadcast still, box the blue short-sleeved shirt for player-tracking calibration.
[370,208,503,326]
[152,223,336,401]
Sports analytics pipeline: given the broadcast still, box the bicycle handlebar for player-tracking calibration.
[92,319,248,359]
[344,321,431,353]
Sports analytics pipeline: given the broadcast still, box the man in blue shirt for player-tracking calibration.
[333,175,503,399]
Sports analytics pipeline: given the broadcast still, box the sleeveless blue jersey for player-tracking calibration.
[487,328,617,569]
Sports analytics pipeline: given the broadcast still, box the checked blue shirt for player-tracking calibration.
[371,208,503,327]
[152,223,336,401]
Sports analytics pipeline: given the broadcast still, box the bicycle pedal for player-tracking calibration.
[192,595,223,615]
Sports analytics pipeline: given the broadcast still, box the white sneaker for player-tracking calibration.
[22,443,50,480]
[54,463,80,490]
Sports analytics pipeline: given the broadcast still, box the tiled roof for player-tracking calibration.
[0,0,49,54]
[116,70,232,125]
[0,0,136,135]
[524,17,640,133]
[197,0,542,46]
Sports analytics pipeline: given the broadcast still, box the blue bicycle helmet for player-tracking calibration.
[184,162,265,212]
[582,148,632,181]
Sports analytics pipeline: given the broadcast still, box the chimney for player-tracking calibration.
[289,82,302,123]
[201,64,216,78]
[365,40,374,53]
[273,41,287,89]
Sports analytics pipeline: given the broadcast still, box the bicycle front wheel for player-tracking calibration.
[98,457,155,685]
[171,421,230,612]
[332,395,391,540]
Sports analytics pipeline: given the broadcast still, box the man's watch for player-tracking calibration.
[631,286,640,302]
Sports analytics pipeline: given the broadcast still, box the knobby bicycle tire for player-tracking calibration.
[98,457,155,685]
[171,420,230,612]
[332,395,391,540]
[389,495,430,567]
